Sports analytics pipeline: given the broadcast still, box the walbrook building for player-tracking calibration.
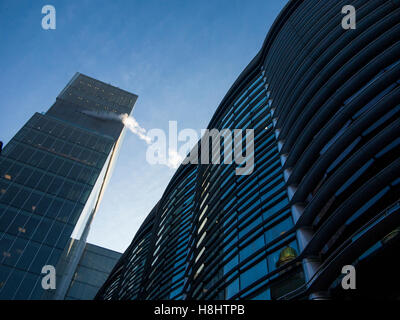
[0,73,136,299]
[97,0,400,300]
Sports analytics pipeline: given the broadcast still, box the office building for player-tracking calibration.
[0,73,137,299]
[96,0,400,300]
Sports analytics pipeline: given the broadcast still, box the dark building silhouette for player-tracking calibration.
[64,243,121,300]
[97,0,400,300]
[0,73,137,299]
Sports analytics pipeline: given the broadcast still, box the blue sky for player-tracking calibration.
[0,0,288,252]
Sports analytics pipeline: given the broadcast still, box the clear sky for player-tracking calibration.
[0,0,288,252]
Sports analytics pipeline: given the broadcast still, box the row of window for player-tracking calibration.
[98,70,303,300]
[27,114,114,154]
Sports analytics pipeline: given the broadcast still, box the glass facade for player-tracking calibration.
[96,69,304,300]
[183,71,303,300]
[97,0,400,300]
[64,243,121,300]
[0,73,137,299]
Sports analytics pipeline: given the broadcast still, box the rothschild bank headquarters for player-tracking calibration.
[97,0,400,300]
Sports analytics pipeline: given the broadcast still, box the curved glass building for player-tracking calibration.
[96,0,400,300]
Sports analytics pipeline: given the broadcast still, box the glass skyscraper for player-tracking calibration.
[0,73,137,299]
[97,0,399,300]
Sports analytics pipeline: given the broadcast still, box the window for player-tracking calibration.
[36,174,53,193]
[38,154,54,170]
[16,242,39,270]
[44,221,64,247]
[240,259,267,289]
[22,192,42,213]
[250,288,271,300]
[223,254,238,275]
[265,216,293,244]
[25,171,42,189]
[59,181,74,200]
[263,197,288,219]
[58,201,75,224]
[267,240,298,272]
[35,195,53,216]
[29,244,52,274]
[49,157,63,174]
[48,177,64,195]
[225,278,239,299]
[239,216,262,239]
[15,167,32,185]
[27,150,43,167]
[239,236,265,262]
[46,198,63,219]
[11,188,31,209]
[59,161,73,177]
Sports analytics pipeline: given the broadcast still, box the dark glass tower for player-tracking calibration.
[97,0,400,300]
[0,73,137,299]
